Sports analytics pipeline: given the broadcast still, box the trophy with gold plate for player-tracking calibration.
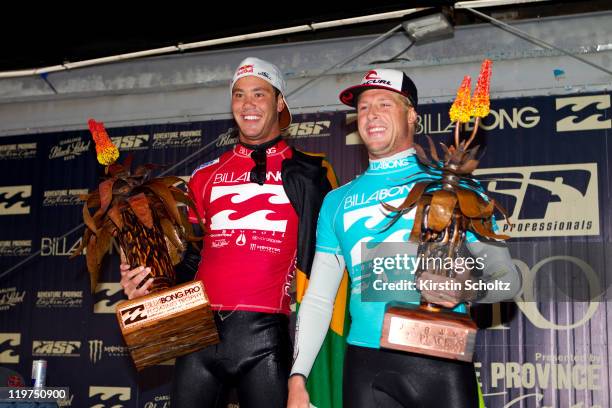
[73,119,218,370]
[380,60,510,361]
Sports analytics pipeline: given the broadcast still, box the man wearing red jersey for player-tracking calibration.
[120,57,334,408]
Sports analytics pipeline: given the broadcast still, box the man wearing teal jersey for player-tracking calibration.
[288,69,521,407]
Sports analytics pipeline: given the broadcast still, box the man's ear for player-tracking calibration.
[277,94,285,113]
[407,106,417,125]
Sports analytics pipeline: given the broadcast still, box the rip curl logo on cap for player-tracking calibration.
[237,64,254,76]
[364,70,380,80]
[340,91,354,105]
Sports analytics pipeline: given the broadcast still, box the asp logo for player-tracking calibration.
[110,135,150,150]
[284,121,331,139]
[555,94,611,132]
[32,340,81,357]
[0,333,20,363]
[89,386,131,408]
[475,163,600,238]
[0,185,31,215]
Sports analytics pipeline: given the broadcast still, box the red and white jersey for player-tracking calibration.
[188,140,298,315]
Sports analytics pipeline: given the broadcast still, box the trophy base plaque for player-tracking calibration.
[381,304,477,362]
[116,280,219,371]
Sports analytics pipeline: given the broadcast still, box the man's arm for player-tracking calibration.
[288,251,346,408]
[174,223,203,284]
[417,240,521,308]
[465,240,522,303]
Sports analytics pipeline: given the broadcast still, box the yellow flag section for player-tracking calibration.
[296,152,349,408]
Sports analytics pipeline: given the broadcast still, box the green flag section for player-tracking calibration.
[295,269,349,408]
[294,154,349,408]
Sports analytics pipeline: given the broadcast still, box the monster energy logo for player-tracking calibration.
[89,340,103,364]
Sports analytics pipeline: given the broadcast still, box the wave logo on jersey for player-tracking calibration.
[209,184,291,232]
[555,94,611,132]
[343,197,415,269]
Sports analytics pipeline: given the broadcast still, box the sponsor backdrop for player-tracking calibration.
[0,92,610,408]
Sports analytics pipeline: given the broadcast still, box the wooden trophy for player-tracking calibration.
[74,119,219,370]
[380,60,509,362]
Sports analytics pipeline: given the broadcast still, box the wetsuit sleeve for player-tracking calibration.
[466,240,522,303]
[290,250,346,378]
[174,223,203,284]
[291,193,345,377]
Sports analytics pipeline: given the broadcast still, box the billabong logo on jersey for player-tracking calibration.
[0,185,31,215]
[369,157,414,171]
[475,163,599,237]
[89,386,131,408]
[209,184,291,232]
[94,283,124,314]
[0,333,20,363]
[555,95,611,132]
[343,184,412,209]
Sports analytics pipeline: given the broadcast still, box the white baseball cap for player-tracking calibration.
[339,68,418,109]
[231,57,292,130]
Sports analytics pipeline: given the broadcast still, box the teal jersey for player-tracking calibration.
[316,149,474,348]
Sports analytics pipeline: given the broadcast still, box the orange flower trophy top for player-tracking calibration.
[74,119,202,292]
[385,58,509,242]
[88,119,119,166]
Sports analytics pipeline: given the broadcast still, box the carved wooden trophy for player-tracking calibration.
[380,60,510,361]
[74,119,218,370]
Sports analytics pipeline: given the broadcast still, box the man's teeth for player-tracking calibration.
[244,115,260,120]
[369,127,385,133]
